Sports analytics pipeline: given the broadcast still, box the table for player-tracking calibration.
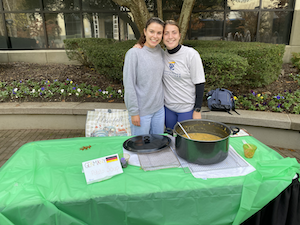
[0,136,299,225]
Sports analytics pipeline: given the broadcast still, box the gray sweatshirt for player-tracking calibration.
[123,45,164,117]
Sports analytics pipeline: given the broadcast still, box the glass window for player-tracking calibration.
[83,13,114,39]
[0,18,8,48]
[194,0,224,10]
[163,12,181,22]
[162,0,183,10]
[45,13,81,48]
[225,11,258,42]
[43,0,80,11]
[5,13,44,49]
[227,0,260,10]
[189,12,224,40]
[4,0,41,11]
[82,0,118,11]
[259,11,293,44]
[262,0,295,9]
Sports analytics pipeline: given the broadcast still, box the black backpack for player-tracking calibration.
[206,88,239,115]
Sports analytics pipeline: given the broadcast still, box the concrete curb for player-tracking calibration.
[0,102,299,149]
[1,102,299,130]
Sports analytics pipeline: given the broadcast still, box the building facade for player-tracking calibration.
[0,0,299,62]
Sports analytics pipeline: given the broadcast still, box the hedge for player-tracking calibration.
[64,38,285,90]
[184,40,285,87]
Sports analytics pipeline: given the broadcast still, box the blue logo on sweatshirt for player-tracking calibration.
[169,61,175,71]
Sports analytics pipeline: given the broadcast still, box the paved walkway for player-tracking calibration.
[0,129,299,168]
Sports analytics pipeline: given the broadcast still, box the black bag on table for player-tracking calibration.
[206,88,239,115]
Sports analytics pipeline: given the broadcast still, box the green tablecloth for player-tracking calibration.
[0,136,299,225]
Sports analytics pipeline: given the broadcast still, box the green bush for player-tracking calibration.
[85,40,137,81]
[183,40,285,87]
[64,39,285,90]
[291,52,300,69]
[197,51,248,89]
[64,38,117,66]
[236,43,285,87]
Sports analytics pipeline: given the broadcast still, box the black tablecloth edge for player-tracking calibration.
[241,173,300,225]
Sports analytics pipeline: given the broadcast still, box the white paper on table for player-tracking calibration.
[230,128,251,138]
[173,145,256,179]
[82,154,123,184]
[123,148,140,166]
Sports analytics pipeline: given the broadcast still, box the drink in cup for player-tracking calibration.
[243,143,257,158]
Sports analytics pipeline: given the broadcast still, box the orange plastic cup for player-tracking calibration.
[243,143,257,158]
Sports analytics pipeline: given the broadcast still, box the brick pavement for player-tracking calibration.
[0,129,299,168]
[0,129,85,167]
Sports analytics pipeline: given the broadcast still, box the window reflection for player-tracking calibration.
[225,11,258,42]
[45,13,81,48]
[83,12,139,40]
[262,0,294,9]
[43,0,80,11]
[5,13,44,49]
[83,13,113,39]
[0,0,296,49]
[194,0,224,10]
[163,12,181,22]
[162,0,183,10]
[190,12,224,40]
[82,0,118,10]
[118,12,137,40]
[0,18,8,48]
[4,0,40,11]
[259,11,293,44]
[227,0,259,10]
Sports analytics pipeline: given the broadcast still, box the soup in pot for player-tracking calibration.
[182,133,221,141]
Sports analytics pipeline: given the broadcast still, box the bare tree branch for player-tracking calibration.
[157,0,163,20]
[112,0,195,41]
[178,0,196,42]
[112,0,150,36]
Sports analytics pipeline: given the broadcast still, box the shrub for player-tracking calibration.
[64,38,117,66]
[198,51,248,90]
[64,39,285,89]
[86,40,136,81]
[236,43,285,87]
[183,40,285,87]
[291,52,300,70]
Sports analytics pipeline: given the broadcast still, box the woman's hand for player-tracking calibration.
[131,115,141,126]
[133,43,143,49]
[193,111,202,119]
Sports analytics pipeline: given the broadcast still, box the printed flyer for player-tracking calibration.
[82,154,123,184]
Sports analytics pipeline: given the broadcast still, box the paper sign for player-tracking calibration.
[82,154,123,184]
[230,128,251,137]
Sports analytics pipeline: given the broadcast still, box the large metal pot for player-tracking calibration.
[174,119,237,165]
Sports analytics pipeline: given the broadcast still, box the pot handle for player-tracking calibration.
[230,126,240,135]
[164,128,173,136]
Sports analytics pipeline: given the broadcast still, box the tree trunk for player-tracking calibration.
[157,0,163,20]
[112,0,150,37]
[178,0,196,42]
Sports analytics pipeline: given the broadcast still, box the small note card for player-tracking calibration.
[82,154,123,184]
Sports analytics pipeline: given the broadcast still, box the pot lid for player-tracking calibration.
[123,134,171,153]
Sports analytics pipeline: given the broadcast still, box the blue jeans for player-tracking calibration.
[165,106,193,129]
[129,107,165,135]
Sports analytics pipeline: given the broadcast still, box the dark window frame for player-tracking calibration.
[0,0,295,50]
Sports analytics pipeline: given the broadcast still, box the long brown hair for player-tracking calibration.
[137,17,165,45]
